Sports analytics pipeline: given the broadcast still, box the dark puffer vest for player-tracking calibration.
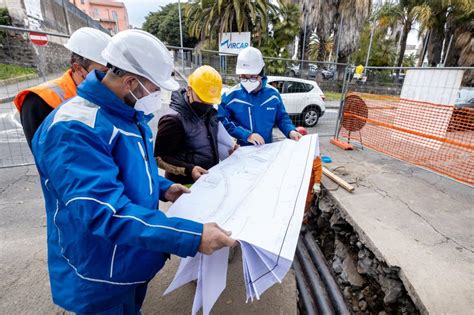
[166,89,219,183]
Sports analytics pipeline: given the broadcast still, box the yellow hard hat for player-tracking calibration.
[188,65,223,104]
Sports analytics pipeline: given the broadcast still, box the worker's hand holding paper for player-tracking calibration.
[165,135,320,315]
[198,223,236,255]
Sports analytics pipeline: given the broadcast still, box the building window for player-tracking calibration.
[94,8,99,18]
[111,10,118,21]
[80,0,85,4]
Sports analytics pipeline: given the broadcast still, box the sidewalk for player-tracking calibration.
[319,140,474,314]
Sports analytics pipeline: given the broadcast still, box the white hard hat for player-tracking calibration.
[64,27,111,66]
[101,29,179,91]
[236,47,265,75]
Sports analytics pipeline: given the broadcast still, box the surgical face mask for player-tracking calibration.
[129,80,162,115]
[241,79,260,93]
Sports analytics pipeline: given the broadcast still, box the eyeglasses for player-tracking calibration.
[240,77,259,83]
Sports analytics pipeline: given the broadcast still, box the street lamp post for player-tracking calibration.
[364,21,375,75]
[301,13,307,74]
[177,0,185,74]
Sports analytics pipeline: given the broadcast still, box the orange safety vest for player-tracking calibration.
[14,69,77,113]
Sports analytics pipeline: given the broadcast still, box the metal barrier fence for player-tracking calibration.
[335,67,474,185]
[0,26,70,168]
[0,26,345,168]
[2,25,472,185]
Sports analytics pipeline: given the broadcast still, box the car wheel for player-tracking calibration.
[301,107,320,127]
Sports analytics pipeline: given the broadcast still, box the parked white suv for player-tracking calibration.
[267,76,326,127]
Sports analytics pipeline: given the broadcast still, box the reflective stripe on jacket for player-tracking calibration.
[14,69,77,112]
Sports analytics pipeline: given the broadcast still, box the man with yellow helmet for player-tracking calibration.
[155,65,231,185]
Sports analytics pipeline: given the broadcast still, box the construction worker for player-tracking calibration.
[354,64,364,80]
[155,65,231,185]
[31,30,235,314]
[14,27,111,149]
[218,47,302,146]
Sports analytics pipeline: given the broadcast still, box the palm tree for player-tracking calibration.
[351,19,398,67]
[260,1,301,74]
[272,0,301,48]
[450,19,473,67]
[307,32,334,61]
[297,0,371,78]
[418,0,472,66]
[186,0,277,45]
[376,0,430,74]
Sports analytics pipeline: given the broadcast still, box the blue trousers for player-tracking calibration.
[76,283,148,315]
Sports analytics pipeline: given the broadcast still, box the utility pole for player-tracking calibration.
[418,30,430,67]
[62,0,72,35]
[177,0,185,74]
[364,21,375,74]
[443,34,453,66]
[301,13,307,75]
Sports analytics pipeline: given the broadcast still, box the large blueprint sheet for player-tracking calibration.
[165,135,319,314]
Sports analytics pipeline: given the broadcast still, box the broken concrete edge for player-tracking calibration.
[323,187,429,315]
[310,191,420,314]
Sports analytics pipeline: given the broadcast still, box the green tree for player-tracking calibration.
[419,0,472,67]
[296,0,372,80]
[259,1,301,75]
[351,21,398,67]
[0,7,11,25]
[307,33,334,61]
[142,3,198,47]
[376,0,430,74]
[186,0,277,46]
[402,53,417,67]
[297,0,372,64]
[0,8,11,42]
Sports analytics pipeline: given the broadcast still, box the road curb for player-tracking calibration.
[0,73,38,87]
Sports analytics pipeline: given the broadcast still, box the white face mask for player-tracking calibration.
[241,80,260,93]
[130,80,162,115]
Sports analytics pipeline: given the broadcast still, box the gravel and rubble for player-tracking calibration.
[306,189,419,315]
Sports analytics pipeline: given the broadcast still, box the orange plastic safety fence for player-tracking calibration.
[338,92,474,185]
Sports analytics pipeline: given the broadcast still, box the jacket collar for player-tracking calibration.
[77,70,152,123]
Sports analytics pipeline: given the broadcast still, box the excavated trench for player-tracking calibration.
[295,188,419,315]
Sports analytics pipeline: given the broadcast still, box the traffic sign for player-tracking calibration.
[29,32,48,46]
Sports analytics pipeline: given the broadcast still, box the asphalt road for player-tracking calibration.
[0,165,297,314]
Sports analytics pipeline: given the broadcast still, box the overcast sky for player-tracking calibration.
[121,0,421,45]
[122,0,186,28]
